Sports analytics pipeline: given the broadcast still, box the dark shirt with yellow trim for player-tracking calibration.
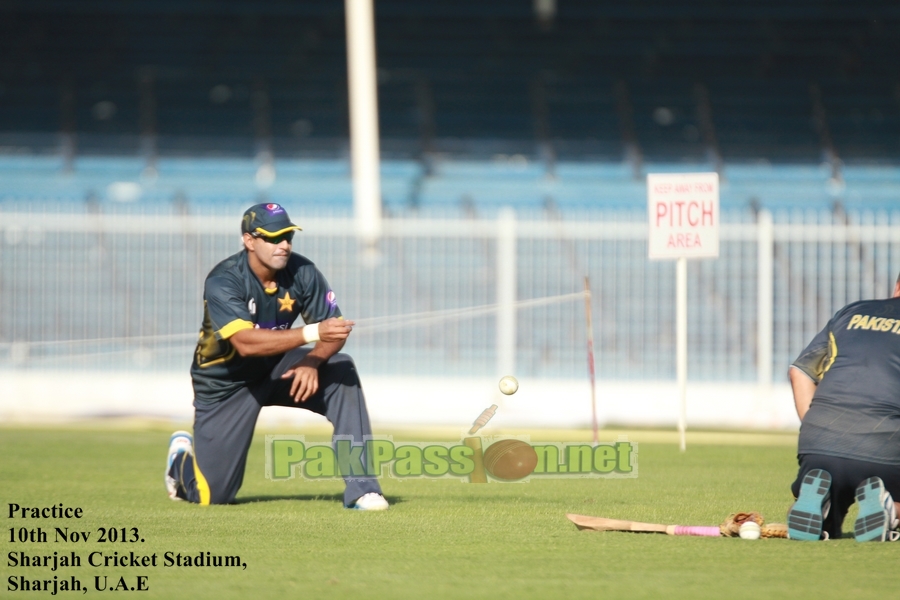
[191,250,341,404]
[792,297,900,464]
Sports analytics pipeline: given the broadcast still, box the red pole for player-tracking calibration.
[584,276,598,445]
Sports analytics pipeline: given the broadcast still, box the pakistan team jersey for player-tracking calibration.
[191,250,341,403]
[792,297,900,464]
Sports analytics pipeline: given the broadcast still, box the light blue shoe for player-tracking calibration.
[854,477,899,542]
[788,469,831,540]
[165,431,193,501]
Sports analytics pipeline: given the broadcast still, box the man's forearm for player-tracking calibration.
[230,317,352,358]
[229,327,312,357]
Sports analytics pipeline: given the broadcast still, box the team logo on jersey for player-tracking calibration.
[278,291,296,312]
[326,290,337,308]
[266,203,284,214]
[248,298,257,316]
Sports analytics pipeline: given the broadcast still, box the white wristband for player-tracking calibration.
[302,323,320,344]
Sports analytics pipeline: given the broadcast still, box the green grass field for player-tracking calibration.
[2,424,896,599]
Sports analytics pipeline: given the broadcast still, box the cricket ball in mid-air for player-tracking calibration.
[739,521,761,540]
[498,375,519,395]
[483,439,538,480]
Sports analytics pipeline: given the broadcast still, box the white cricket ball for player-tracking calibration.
[739,521,761,540]
[498,375,519,395]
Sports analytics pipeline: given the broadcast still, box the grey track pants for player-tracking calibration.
[170,348,382,507]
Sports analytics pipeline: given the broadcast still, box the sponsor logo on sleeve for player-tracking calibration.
[255,322,288,331]
[326,290,337,308]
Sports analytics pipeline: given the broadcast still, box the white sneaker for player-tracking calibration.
[351,492,389,511]
[165,431,194,501]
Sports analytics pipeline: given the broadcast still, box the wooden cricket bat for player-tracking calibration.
[566,513,721,537]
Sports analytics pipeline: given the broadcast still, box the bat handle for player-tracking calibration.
[672,526,721,537]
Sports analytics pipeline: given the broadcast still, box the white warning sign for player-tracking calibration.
[647,172,720,259]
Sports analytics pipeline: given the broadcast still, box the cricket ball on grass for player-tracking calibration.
[483,439,537,481]
[739,521,761,540]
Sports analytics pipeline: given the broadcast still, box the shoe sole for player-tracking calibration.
[788,469,831,541]
[854,477,889,542]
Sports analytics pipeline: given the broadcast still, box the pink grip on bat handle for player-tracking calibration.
[673,526,721,537]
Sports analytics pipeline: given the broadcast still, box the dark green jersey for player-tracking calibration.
[191,250,342,403]
[792,297,900,464]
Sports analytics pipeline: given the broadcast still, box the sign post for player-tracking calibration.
[647,172,720,451]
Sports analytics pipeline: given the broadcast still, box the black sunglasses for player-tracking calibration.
[253,231,295,244]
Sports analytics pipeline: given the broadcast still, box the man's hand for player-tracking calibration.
[283,364,319,403]
[281,353,328,403]
[278,318,352,402]
[318,318,355,342]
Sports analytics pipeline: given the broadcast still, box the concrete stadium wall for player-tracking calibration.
[1,371,799,431]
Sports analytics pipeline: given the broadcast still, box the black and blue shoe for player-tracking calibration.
[788,469,832,541]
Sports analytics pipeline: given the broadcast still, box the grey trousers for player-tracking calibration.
[171,348,382,507]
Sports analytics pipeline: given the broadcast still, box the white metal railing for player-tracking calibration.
[1,208,898,382]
